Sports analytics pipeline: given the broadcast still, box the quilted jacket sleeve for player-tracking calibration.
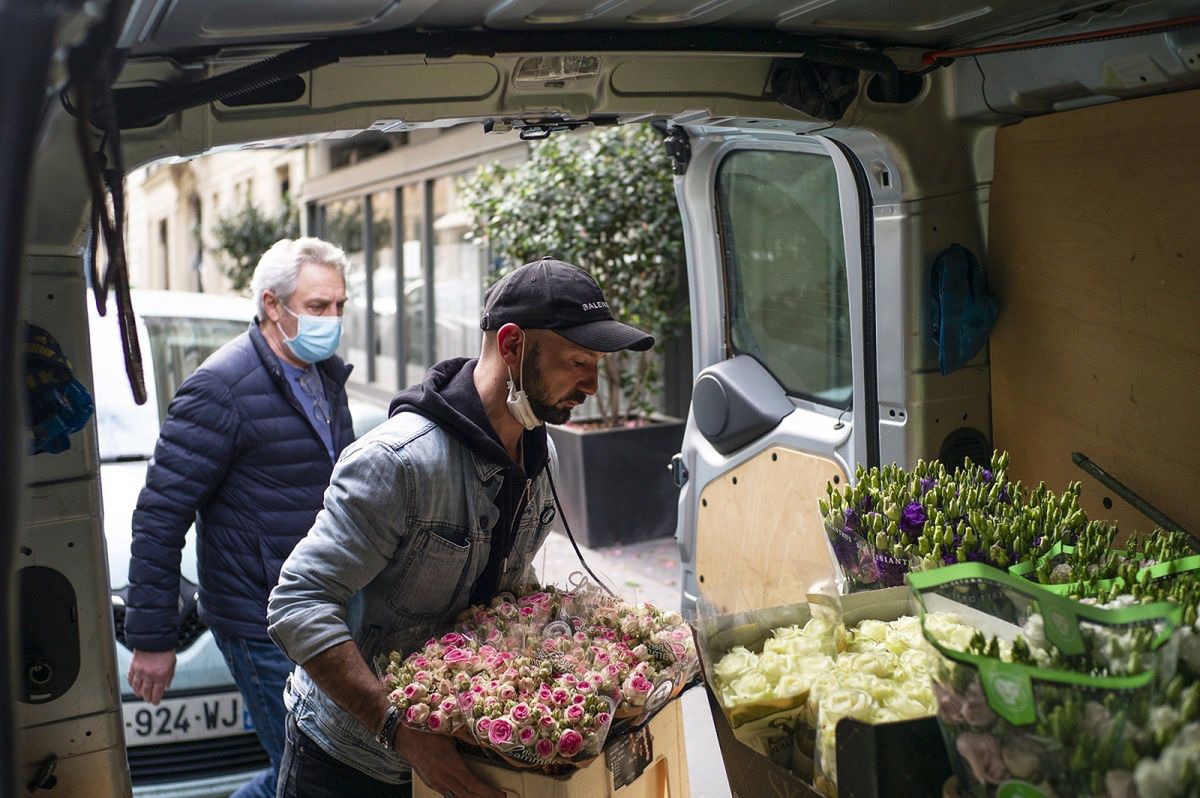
[267,438,411,665]
[125,369,240,652]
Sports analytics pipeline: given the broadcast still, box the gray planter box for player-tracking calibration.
[546,418,685,549]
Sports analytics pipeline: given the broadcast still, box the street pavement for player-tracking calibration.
[534,531,734,798]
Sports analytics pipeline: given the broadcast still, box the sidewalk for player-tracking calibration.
[533,531,733,798]
[532,530,683,612]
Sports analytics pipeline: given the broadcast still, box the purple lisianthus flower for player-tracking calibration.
[843,507,860,530]
[966,549,988,564]
[998,486,1011,503]
[860,494,875,513]
[981,469,995,485]
[920,477,936,495]
[900,501,927,542]
[942,551,958,566]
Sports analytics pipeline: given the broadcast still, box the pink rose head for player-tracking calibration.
[443,647,471,667]
[388,689,405,703]
[551,688,570,707]
[459,693,477,713]
[499,685,517,701]
[440,698,458,714]
[566,704,585,722]
[413,670,430,683]
[518,725,537,745]
[488,717,515,747]
[487,628,503,644]
[596,711,612,727]
[476,716,492,734]
[556,729,585,757]
[535,738,556,759]
[503,667,520,681]
[574,631,589,644]
[426,711,446,732]
[403,683,426,700]
[571,693,587,706]
[520,606,536,618]
[539,715,558,732]
[511,702,532,722]
[538,685,554,702]
[440,632,464,647]
[406,703,430,725]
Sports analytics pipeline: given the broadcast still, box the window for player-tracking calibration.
[370,189,397,388]
[277,165,291,200]
[716,149,852,407]
[320,196,366,365]
[400,183,425,387]
[432,175,485,366]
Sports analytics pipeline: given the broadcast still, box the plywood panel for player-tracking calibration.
[694,447,848,615]
[989,89,1200,538]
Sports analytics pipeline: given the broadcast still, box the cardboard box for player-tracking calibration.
[695,587,951,798]
[413,698,688,798]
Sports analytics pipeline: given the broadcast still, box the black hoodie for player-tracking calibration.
[389,357,549,603]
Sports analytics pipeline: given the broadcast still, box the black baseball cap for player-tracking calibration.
[480,257,655,352]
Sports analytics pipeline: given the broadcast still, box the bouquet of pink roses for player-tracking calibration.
[381,580,697,770]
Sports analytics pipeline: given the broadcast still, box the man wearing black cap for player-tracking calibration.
[267,258,653,798]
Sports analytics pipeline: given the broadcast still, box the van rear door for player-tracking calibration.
[672,127,878,615]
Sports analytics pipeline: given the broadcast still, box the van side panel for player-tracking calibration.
[988,88,1200,537]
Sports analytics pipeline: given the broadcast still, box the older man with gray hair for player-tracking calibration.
[125,237,355,798]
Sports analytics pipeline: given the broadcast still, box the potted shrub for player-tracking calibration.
[462,124,688,547]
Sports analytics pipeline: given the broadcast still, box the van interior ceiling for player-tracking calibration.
[7,0,1200,794]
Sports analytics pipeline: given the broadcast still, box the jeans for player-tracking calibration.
[211,629,295,798]
[277,714,412,798]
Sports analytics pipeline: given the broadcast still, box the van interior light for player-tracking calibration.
[513,55,601,87]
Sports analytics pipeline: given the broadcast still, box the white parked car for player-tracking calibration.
[89,289,385,796]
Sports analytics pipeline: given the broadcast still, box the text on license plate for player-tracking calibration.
[123,691,252,745]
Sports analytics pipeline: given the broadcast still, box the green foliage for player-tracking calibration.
[460,124,687,427]
[210,195,300,291]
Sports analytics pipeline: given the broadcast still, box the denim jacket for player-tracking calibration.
[267,410,556,782]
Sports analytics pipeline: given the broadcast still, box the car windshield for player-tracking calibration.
[94,313,247,461]
[143,316,247,420]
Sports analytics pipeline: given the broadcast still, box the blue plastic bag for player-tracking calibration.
[931,244,998,375]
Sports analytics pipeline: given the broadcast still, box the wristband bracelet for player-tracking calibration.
[376,705,403,751]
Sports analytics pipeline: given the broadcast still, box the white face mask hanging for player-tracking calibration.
[505,339,542,430]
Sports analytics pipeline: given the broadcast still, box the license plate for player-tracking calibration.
[123,691,252,745]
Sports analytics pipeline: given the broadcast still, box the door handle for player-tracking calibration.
[669,453,688,488]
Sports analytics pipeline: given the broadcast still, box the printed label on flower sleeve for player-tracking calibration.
[644,676,675,714]
[542,620,572,638]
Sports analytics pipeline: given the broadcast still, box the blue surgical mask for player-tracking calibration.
[277,303,343,363]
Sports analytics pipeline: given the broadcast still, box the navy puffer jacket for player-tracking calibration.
[125,324,354,651]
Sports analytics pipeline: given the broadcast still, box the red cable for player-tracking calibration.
[921,13,1200,66]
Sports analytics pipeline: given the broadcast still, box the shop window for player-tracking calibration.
[370,189,397,389]
[320,196,366,367]
[431,174,485,367]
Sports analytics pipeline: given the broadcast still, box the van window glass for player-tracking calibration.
[143,317,248,419]
[716,149,852,407]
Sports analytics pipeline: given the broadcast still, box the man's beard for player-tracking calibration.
[523,343,587,425]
